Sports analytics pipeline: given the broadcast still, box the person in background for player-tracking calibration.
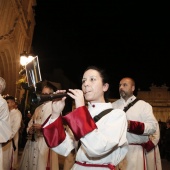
[19,85,59,170]
[0,77,12,170]
[42,65,128,169]
[158,119,167,158]
[112,77,157,170]
[14,100,25,149]
[161,119,170,161]
[20,110,32,148]
[2,95,22,170]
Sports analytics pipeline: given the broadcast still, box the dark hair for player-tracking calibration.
[84,65,110,102]
[5,95,15,101]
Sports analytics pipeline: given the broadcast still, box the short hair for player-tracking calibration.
[122,77,135,86]
[5,95,15,102]
[0,77,6,93]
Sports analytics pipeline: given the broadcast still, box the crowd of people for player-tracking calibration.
[0,65,170,170]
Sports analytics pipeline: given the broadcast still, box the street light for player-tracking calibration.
[19,51,35,75]
[20,51,34,66]
[18,51,36,118]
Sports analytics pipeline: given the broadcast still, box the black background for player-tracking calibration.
[32,1,170,98]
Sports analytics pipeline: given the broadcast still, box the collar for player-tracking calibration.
[120,95,136,105]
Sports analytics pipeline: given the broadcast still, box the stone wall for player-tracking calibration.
[137,84,170,122]
[0,0,36,98]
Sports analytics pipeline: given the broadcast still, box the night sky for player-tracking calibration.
[32,1,170,98]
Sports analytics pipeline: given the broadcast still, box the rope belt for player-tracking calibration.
[75,161,115,170]
[129,143,146,170]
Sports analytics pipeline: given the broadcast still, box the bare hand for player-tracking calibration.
[67,89,85,108]
[33,123,42,130]
[28,126,34,134]
[51,90,67,118]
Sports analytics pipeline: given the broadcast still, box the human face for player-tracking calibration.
[82,69,108,103]
[119,78,135,101]
[6,99,16,111]
[42,87,52,94]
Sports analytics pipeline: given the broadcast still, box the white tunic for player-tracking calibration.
[49,102,128,169]
[0,94,12,170]
[19,101,59,170]
[112,96,157,170]
[2,108,22,170]
[145,124,162,170]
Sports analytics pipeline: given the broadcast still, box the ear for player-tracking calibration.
[132,85,135,92]
[103,83,109,92]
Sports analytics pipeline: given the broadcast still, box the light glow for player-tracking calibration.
[20,56,28,66]
[20,53,34,66]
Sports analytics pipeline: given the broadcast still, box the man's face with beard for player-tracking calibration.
[119,78,135,100]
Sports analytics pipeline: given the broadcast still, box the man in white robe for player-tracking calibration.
[0,77,12,170]
[2,96,22,170]
[112,77,157,170]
